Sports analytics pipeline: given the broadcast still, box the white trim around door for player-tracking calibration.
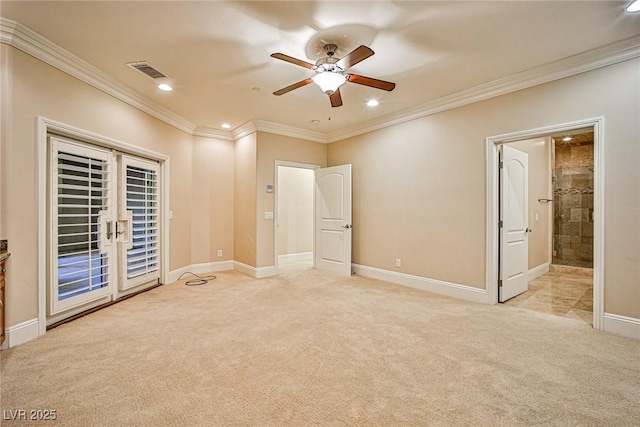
[274,161,320,275]
[485,117,604,330]
[37,117,170,337]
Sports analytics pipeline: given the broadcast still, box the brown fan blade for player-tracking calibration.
[329,89,343,108]
[336,45,374,69]
[273,78,313,96]
[270,53,315,70]
[347,74,396,91]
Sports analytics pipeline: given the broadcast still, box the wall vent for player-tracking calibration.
[126,61,168,80]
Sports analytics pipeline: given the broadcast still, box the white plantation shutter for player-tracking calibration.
[120,156,160,289]
[51,138,113,314]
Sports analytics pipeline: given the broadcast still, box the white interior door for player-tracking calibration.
[499,145,529,302]
[314,164,352,276]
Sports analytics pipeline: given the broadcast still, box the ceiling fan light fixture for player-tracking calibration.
[626,0,640,13]
[312,71,347,95]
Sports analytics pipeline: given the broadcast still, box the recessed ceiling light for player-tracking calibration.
[626,0,640,13]
[221,123,231,129]
[157,83,173,92]
[311,120,320,125]
[366,99,379,107]
[562,136,572,142]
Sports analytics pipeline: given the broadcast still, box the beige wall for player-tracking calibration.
[0,45,233,327]
[191,136,235,264]
[233,133,257,266]
[255,132,326,268]
[328,57,640,318]
[327,118,486,288]
[277,166,314,256]
[510,138,552,270]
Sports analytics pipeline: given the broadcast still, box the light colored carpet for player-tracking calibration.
[1,265,639,426]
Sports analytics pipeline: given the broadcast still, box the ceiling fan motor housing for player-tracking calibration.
[315,57,344,73]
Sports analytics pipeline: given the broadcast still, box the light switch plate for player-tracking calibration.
[265,211,274,220]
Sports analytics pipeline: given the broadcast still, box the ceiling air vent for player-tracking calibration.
[126,61,168,80]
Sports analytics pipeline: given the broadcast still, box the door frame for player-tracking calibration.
[37,117,170,335]
[273,160,320,274]
[485,117,604,330]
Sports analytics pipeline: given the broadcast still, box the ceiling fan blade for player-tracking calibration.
[270,53,315,70]
[329,89,343,108]
[273,78,313,96]
[347,74,396,91]
[336,45,374,69]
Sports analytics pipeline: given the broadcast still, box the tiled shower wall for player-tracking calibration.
[552,139,594,268]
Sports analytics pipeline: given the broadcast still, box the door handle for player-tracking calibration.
[342,224,352,229]
[525,228,532,233]
[115,221,124,237]
[105,220,113,240]
[116,211,134,250]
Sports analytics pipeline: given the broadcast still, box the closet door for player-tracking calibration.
[50,137,114,314]
[118,156,160,290]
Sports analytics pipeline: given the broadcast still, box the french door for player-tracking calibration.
[49,136,161,319]
[118,156,160,290]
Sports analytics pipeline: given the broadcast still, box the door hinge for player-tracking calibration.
[499,220,503,228]
[498,279,503,288]
[499,161,504,168]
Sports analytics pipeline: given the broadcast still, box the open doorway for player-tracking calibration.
[486,118,604,330]
[275,163,316,271]
[499,130,594,325]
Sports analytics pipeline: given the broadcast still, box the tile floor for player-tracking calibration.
[502,266,593,325]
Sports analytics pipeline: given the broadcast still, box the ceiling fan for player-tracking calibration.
[271,44,396,107]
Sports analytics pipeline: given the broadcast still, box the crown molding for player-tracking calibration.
[1,17,197,135]
[326,33,640,143]
[2,17,639,145]
[232,121,258,140]
[192,126,234,141]
[230,120,328,143]
[253,120,328,143]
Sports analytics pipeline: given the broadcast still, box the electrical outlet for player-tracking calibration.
[217,249,223,258]
[395,258,401,268]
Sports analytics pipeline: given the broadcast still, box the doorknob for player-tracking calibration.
[342,224,352,229]
[525,228,532,233]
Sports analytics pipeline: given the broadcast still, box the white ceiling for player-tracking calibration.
[2,1,639,137]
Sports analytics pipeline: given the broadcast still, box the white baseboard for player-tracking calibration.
[352,264,486,304]
[1,318,40,349]
[528,262,550,281]
[278,252,313,264]
[603,313,640,340]
[168,260,234,283]
[233,261,277,279]
[171,260,277,281]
